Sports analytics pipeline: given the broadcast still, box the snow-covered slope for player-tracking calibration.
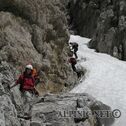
[70,35,126,126]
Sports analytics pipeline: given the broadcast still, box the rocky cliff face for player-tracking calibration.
[67,0,100,37]
[0,0,78,93]
[0,1,115,126]
[89,0,126,61]
[68,0,126,61]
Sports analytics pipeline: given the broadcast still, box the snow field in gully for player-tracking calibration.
[70,35,126,126]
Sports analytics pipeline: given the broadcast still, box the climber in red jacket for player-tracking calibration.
[11,64,38,94]
[69,56,77,72]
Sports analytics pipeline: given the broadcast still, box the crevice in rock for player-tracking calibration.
[30,27,43,55]
[74,118,87,124]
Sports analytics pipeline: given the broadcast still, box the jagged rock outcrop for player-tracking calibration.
[0,62,114,126]
[0,62,20,126]
[67,0,126,61]
[0,0,78,93]
[31,93,114,126]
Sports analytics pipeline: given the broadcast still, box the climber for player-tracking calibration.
[10,64,40,117]
[69,56,77,72]
[70,42,78,59]
[68,51,80,78]
[10,64,38,95]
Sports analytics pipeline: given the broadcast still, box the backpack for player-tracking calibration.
[32,68,37,77]
[32,68,40,86]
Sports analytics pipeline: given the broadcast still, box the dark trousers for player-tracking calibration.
[71,64,76,72]
[71,64,81,78]
[74,49,78,59]
[74,51,78,59]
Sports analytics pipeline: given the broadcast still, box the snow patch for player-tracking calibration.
[70,35,126,126]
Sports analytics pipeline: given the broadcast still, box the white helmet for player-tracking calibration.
[25,64,33,70]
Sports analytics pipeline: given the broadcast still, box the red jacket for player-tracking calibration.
[16,73,35,91]
[69,57,77,65]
